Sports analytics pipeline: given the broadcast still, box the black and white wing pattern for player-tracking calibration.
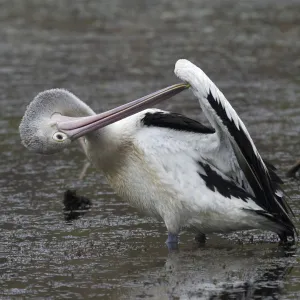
[175,59,295,238]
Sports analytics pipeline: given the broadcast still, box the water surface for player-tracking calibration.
[1,0,300,298]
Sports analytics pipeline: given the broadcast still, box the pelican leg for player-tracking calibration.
[166,233,179,250]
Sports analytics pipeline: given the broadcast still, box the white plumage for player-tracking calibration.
[19,59,295,249]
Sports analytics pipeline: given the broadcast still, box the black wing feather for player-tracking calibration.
[198,161,252,202]
[142,111,215,134]
[263,159,283,185]
[206,91,295,236]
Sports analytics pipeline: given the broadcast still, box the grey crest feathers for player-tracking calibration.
[19,89,95,154]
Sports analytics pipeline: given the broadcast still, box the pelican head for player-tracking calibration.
[19,84,189,154]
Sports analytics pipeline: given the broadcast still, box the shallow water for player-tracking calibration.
[1,0,300,298]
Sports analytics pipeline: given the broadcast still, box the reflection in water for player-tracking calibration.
[63,189,92,222]
[125,245,296,300]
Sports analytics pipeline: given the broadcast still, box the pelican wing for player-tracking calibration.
[175,59,295,236]
[142,111,215,134]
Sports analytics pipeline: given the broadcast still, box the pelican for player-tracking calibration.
[19,59,296,249]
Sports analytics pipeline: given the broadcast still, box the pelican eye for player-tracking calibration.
[52,132,68,142]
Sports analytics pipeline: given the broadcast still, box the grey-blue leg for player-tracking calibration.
[166,233,179,250]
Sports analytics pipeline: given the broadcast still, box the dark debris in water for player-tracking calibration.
[63,189,92,222]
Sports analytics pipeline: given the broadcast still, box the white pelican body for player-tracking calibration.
[19,59,295,248]
[87,112,254,234]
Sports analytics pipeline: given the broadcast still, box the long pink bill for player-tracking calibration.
[53,83,189,140]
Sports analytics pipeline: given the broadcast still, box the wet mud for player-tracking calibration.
[0,0,300,298]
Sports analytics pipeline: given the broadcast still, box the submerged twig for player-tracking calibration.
[286,160,300,178]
